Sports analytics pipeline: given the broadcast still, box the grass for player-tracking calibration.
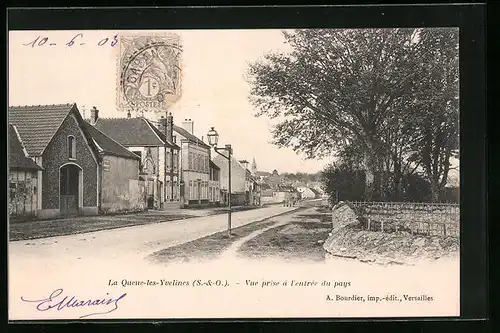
[147,219,279,264]
[9,213,195,241]
[9,205,265,241]
[237,219,332,262]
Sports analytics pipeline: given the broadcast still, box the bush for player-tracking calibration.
[320,164,453,203]
[320,164,366,204]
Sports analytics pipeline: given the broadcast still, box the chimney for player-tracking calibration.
[182,118,194,135]
[166,112,174,143]
[90,106,99,125]
[239,160,249,170]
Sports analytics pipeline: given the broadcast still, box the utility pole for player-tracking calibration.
[163,112,167,207]
[207,127,233,238]
[227,144,232,237]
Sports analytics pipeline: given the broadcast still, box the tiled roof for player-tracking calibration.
[84,122,140,160]
[143,118,180,149]
[260,183,272,190]
[9,103,76,156]
[93,117,178,149]
[9,125,43,170]
[173,125,211,148]
[276,184,298,192]
[93,118,163,147]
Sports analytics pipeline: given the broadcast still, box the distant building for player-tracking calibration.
[260,184,299,205]
[308,181,326,196]
[260,182,273,198]
[251,157,257,175]
[296,186,316,199]
[213,152,259,206]
[255,171,272,182]
[273,184,300,203]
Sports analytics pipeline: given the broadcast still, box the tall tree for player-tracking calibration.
[409,28,459,201]
[248,28,459,202]
[248,28,423,200]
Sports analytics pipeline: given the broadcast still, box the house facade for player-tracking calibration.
[92,111,180,210]
[209,160,221,205]
[214,153,260,206]
[9,124,43,220]
[9,104,100,219]
[84,123,145,213]
[248,174,261,206]
[158,118,213,208]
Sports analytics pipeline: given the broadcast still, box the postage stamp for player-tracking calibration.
[117,33,182,113]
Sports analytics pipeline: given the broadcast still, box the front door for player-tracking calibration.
[147,179,155,209]
[60,164,80,216]
[197,181,201,204]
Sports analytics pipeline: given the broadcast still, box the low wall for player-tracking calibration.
[330,201,359,232]
[261,196,282,205]
[100,179,147,214]
[322,201,460,264]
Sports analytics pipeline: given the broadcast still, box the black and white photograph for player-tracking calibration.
[8,25,462,319]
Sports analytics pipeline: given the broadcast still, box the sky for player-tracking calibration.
[8,29,335,174]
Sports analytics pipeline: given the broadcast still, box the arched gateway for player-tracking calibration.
[59,163,82,216]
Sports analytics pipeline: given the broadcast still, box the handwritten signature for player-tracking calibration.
[21,288,127,319]
[23,33,118,48]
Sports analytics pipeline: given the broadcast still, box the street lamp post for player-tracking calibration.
[207,127,232,238]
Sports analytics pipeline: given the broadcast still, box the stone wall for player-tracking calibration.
[330,201,359,232]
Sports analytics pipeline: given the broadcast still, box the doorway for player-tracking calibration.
[60,164,81,216]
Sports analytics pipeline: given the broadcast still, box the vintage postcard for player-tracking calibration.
[8,28,460,320]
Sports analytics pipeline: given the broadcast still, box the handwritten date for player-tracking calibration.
[23,34,118,48]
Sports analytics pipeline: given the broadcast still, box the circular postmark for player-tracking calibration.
[119,37,182,112]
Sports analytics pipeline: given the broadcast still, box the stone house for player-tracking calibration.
[9,104,100,219]
[91,110,181,210]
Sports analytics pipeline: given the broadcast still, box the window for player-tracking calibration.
[173,151,178,170]
[166,151,172,171]
[68,136,76,159]
[166,181,172,200]
[189,153,194,170]
[133,151,143,173]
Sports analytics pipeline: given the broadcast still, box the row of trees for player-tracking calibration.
[319,164,458,204]
[248,28,459,202]
[280,172,321,183]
